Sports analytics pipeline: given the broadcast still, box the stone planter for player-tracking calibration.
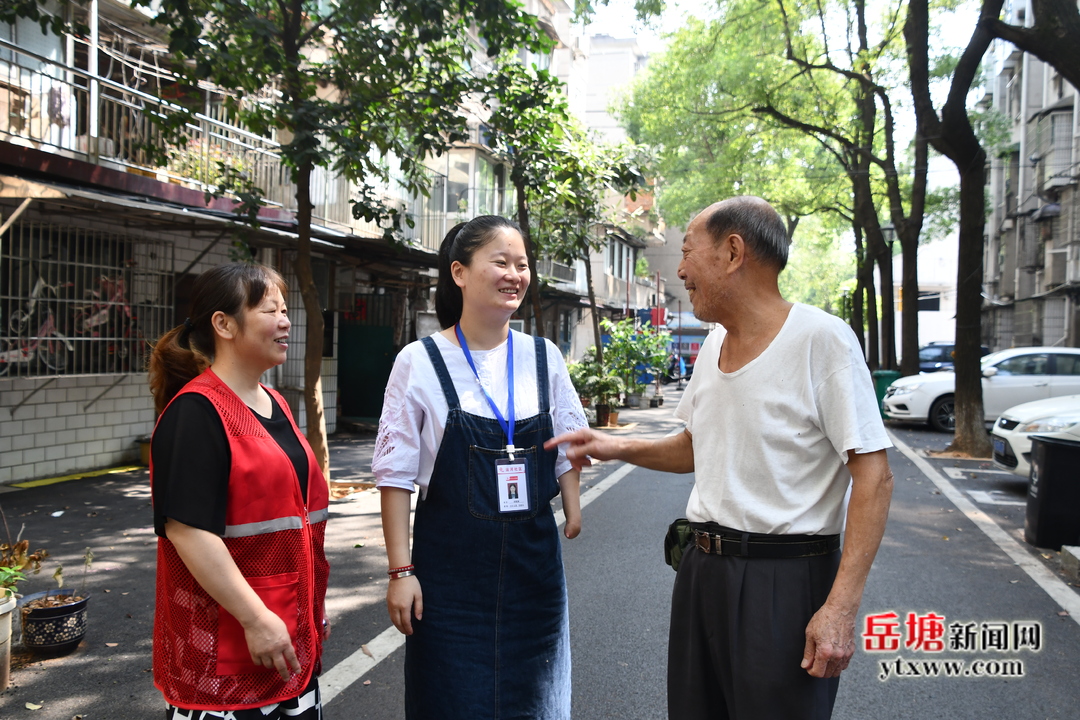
[626,393,642,408]
[19,589,88,656]
[1,591,15,689]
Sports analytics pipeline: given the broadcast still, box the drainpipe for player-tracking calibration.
[88,0,99,160]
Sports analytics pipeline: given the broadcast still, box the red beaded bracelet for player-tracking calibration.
[388,564,414,576]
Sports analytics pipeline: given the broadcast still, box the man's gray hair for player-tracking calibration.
[703,197,790,271]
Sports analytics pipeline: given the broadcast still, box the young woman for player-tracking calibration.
[148,262,330,720]
[374,215,587,719]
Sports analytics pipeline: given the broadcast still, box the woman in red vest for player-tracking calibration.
[148,263,330,720]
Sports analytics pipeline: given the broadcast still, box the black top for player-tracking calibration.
[152,391,310,538]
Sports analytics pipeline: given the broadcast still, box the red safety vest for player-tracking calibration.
[151,369,330,711]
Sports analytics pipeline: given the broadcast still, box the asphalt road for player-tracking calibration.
[3,399,1080,719]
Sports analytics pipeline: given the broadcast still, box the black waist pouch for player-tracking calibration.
[664,518,693,572]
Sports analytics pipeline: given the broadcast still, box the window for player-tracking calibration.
[993,354,1049,375]
[1,221,172,378]
[919,346,949,363]
[1053,354,1080,375]
[917,292,941,312]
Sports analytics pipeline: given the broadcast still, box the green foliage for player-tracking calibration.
[634,256,650,277]
[566,347,625,405]
[484,58,572,199]
[134,0,547,241]
[922,185,960,242]
[0,566,26,593]
[0,0,85,37]
[972,107,1014,156]
[1,502,49,593]
[572,0,664,23]
[531,133,652,265]
[618,11,853,233]
[777,217,855,314]
[601,317,670,396]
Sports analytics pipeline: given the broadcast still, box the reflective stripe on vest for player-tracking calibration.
[223,515,303,538]
[309,507,329,524]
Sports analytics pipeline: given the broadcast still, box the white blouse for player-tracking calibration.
[372,331,588,496]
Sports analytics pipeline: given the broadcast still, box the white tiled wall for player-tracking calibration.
[0,220,344,485]
[0,374,155,484]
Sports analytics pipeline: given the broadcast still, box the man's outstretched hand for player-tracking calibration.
[545,428,623,471]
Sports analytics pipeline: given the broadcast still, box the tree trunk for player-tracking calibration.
[515,179,545,338]
[583,245,603,365]
[905,0,998,456]
[900,228,921,376]
[988,0,1080,92]
[875,238,896,370]
[897,131,928,377]
[865,257,880,372]
[947,163,991,455]
[294,162,330,483]
[851,223,867,357]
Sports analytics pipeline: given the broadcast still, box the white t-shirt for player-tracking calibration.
[674,303,891,535]
[372,331,588,497]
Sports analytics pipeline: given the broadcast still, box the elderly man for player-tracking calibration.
[547,196,893,719]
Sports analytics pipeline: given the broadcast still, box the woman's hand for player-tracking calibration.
[387,575,424,635]
[563,514,582,539]
[242,608,302,681]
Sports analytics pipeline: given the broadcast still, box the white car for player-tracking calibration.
[991,395,1080,478]
[882,346,1080,432]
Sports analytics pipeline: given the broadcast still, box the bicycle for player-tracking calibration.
[73,274,147,373]
[1,268,75,375]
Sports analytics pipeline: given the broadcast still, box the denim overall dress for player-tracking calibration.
[404,335,571,720]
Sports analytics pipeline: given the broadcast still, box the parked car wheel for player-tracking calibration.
[929,395,956,433]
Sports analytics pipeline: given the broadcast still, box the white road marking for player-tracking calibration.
[966,490,1027,507]
[942,466,1015,480]
[889,430,1080,628]
[320,625,404,704]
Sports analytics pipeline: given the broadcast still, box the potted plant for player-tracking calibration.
[590,373,625,428]
[19,548,93,657]
[566,355,596,408]
[601,317,672,409]
[1,505,49,688]
[1,566,23,690]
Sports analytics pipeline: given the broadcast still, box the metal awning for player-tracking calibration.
[0,175,441,271]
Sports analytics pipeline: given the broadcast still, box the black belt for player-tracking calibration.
[691,527,840,559]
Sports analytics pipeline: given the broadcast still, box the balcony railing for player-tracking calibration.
[0,35,447,253]
[535,258,576,283]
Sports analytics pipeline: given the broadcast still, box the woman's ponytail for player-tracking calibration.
[148,324,207,414]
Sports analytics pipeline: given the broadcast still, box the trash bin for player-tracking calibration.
[871,370,902,418]
[1024,435,1080,550]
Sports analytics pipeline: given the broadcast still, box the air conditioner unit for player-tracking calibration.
[1001,218,1014,231]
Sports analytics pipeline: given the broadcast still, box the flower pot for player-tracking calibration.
[1,591,16,689]
[608,411,620,427]
[594,403,611,428]
[19,589,88,656]
[626,393,642,408]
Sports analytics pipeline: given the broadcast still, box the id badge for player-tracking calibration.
[496,458,529,512]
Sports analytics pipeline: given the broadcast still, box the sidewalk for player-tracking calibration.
[0,387,686,719]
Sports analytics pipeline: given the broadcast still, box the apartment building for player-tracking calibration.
[983,2,1080,351]
[0,0,667,483]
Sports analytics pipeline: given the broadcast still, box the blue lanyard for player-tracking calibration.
[455,324,516,457]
